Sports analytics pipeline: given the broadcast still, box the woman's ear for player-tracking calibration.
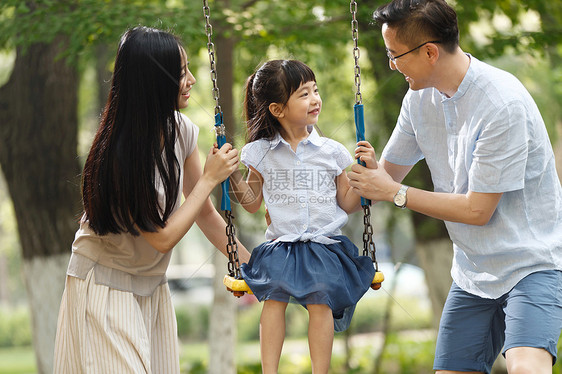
[269,103,285,118]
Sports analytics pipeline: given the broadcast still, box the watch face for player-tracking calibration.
[394,194,406,207]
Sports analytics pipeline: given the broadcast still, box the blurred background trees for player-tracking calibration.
[0,0,560,373]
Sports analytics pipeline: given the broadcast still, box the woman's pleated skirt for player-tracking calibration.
[54,269,180,373]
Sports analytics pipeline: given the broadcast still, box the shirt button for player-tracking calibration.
[296,161,301,165]
[301,203,306,208]
[302,224,307,229]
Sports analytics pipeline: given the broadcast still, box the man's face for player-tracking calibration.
[381,24,433,91]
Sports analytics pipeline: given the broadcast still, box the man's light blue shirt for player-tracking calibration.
[382,55,562,298]
[240,127,353,245]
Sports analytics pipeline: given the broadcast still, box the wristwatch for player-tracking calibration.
[393,185,409,209]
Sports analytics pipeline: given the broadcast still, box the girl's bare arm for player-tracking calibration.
[230,166,264,213]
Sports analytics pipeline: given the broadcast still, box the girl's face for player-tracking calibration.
[279,80,322,128]
[177,49,196,109]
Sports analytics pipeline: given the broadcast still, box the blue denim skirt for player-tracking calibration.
[240,235,376,332]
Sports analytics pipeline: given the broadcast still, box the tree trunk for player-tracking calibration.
[95,43,112,116]
[415,239,453,329]
[23,253,70,372]
[373,262,404,374]
[209,252,237,374]
[0,253,8,303]
[207,5,239,372]
[0,38,81,373]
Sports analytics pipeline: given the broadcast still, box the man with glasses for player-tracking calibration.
[348,0,562,373]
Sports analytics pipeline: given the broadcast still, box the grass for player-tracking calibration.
[4,334,561,374]
[0,347,37,374]
[178,331,436,374]
[0,334,427,374]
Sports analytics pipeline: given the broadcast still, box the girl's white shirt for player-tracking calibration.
[241,126,353,245]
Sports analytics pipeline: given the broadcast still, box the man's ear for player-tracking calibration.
[425,42,440,64]
[269,103,285,118]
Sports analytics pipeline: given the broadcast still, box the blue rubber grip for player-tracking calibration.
[214,112,231,211]
[354,104,371,207]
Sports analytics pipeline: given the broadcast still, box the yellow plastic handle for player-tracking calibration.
[223,275,253,296]
[371,271,384,290]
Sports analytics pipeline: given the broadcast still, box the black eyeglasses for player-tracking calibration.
[386,40,441,63]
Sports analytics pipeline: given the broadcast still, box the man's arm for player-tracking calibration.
[348,158,502,226]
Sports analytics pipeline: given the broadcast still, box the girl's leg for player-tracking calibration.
[307,304,334,374]
[260,300,288,374]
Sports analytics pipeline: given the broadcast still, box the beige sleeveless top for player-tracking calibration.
[67,113,199,296]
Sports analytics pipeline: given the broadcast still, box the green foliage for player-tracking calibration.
[175,304,210,341]
[237,303,261,341]
[235,362,263,374]
[493,53,561,143]
[0,0,202,62]
[1,333,560,374]
[285,304,311,338]
[232,0,350,55]
[181,359,207,374]
[237,302,316,342]
[178,332,438,374]
[456,0,562,60]
[346,297,386,333]
[0,347,37,374]
[237,294,432,344]
[0,0,357,63]
[378,334,436,374]
[351,296,432,333]
[0,307,32,348]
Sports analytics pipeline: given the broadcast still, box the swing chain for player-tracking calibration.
[203,0,241,281]
[362,205,379,271]
[203,0,222,115]
[350,0,362,105]
[225,211,241,279]
[351,0,378,270]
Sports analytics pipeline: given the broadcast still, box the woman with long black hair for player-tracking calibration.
[54,26,249,373]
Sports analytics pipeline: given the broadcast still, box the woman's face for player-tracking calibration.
[178,48,196,109]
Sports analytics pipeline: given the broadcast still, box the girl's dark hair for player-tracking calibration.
[82,26,183,236]
[244,60,316,143]
[373,0,459,53]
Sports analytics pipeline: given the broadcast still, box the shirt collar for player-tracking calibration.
[269,125,323,149]
[442,53,475,102]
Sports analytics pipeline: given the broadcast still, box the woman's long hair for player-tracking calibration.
[244,60,316,143]
[82,26,183,236]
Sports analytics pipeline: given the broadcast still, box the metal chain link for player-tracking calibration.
[350,0,362,105]
[362,206,379,271]
[352,0,378,272]
[225,211,241,279]
[203,0,222,115]
[203,0,241,280]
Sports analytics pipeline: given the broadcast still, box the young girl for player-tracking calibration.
[231,60,377,374]
[53,26,250,373]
